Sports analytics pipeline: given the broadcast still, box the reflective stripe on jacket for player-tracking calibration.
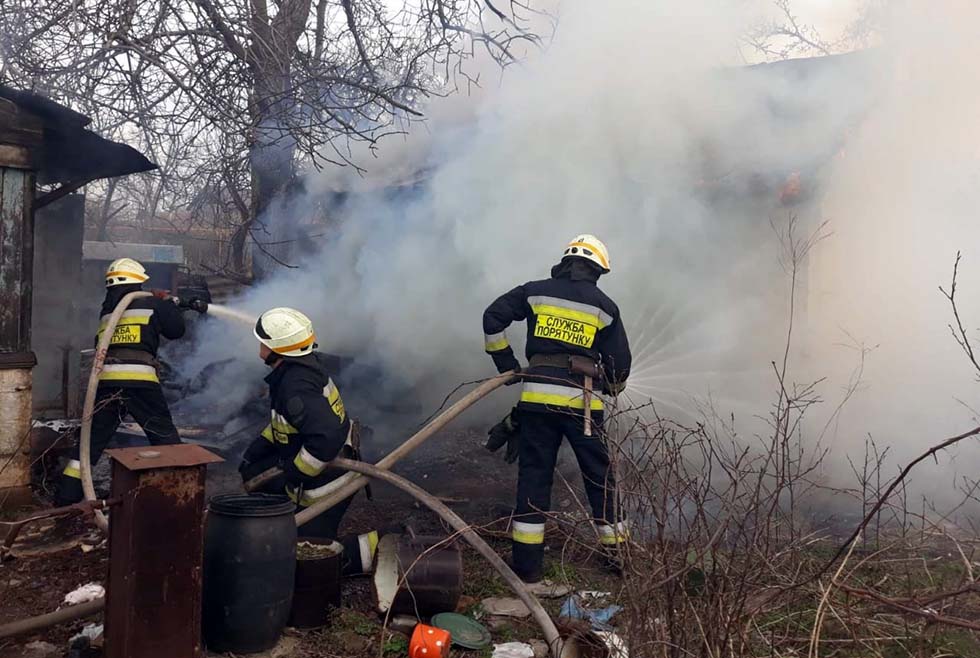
[261,352,353,503]
[482,263,631,412]
[94,286,185,388]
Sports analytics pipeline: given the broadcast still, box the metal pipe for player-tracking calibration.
[329,458,567,657]
[293,372,516,527]
[0,599,104,639]
[80,290,152,530]
[2,499,114,560]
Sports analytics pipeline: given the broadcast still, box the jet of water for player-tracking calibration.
[206,303,258,327]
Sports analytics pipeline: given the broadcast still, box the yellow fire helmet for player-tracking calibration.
[254,307,317,357]
[562,234,610,273]
[105,258,149,287]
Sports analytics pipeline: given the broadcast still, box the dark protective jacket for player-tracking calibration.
[483,259,632,413]
[96,284,186,388]
[250,351,353,507]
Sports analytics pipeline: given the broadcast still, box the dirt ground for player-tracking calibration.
[0,427,615,658]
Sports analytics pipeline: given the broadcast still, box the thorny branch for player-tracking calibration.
[939,251,980,378]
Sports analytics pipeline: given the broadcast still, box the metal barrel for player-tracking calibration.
[374,534,463,617]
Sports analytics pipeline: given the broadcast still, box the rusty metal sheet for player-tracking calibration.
[106,444,223,471]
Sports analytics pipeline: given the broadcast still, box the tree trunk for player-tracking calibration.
[95,177,118,241]
[246,0,311,281]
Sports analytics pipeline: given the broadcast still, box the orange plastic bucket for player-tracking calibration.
[409,623,451,658]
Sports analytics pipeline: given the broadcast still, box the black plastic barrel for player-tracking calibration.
[202,494,297,654]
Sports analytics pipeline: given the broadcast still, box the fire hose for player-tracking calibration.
[80,291,153,531]
[330,458,568,657]
[243,372,516,526]
[0,599,105,640]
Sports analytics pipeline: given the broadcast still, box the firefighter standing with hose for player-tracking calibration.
[57,258,207,505]
[239,307,385,575]
[482,234,632,588]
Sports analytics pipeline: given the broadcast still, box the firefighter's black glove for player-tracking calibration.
[505,364,522,386]
[239,434,279,483]
[486,407,520,464]
[178,296,209,314]
[239,458,260,483]
[282,456,306,489]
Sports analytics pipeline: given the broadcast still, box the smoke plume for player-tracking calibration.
[174,0,980,499]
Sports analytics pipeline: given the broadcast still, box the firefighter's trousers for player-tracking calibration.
[512,408,622,583]
[57,386,180,505]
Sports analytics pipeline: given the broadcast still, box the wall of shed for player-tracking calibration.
[32,194,85,418]
[0,164,34,493]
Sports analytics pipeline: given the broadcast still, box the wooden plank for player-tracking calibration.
[0,145,30,168]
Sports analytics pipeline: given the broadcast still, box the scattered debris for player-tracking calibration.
[528,639,549,658]
[20,640,60,658]
[296,541,341,560]
[454,595,478,612]
[388,615,420,635]
[335,630,373,655]
[481,596,531,618]
[559,595,622,631]
[491,641,536,658]
[577,590,611,600]
[594,631,629,657]
[63,584,104,606]
[430,612,492,649]
[69,623,103,644]
[522,580,572,599]
[409,623,451,658]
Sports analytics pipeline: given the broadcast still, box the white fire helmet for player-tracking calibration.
[562,234,610,273]
[254,307,317,357]
[105,258,149,287]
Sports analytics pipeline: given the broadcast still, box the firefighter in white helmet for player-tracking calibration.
[482,234,632,585]
[57,258,206,505]
[240,307,383,575]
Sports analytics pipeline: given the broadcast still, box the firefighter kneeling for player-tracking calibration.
[239,307,382,576]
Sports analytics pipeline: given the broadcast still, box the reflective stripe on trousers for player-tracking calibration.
[597,520,629,545]
[357,531,380,572]
[512,520,545,545]
[63,459,81,479]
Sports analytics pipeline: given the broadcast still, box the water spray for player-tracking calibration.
[204,303,257,327]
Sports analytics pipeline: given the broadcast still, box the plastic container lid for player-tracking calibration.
[430,613,492,649]
[208,493,295,517]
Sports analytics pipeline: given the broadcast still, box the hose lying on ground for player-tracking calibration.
[80,291,153,531]
[0,599,104,640]
[330,458,569,658]
[247,372,516,527]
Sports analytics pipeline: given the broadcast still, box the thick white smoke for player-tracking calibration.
[176,0,980,502]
